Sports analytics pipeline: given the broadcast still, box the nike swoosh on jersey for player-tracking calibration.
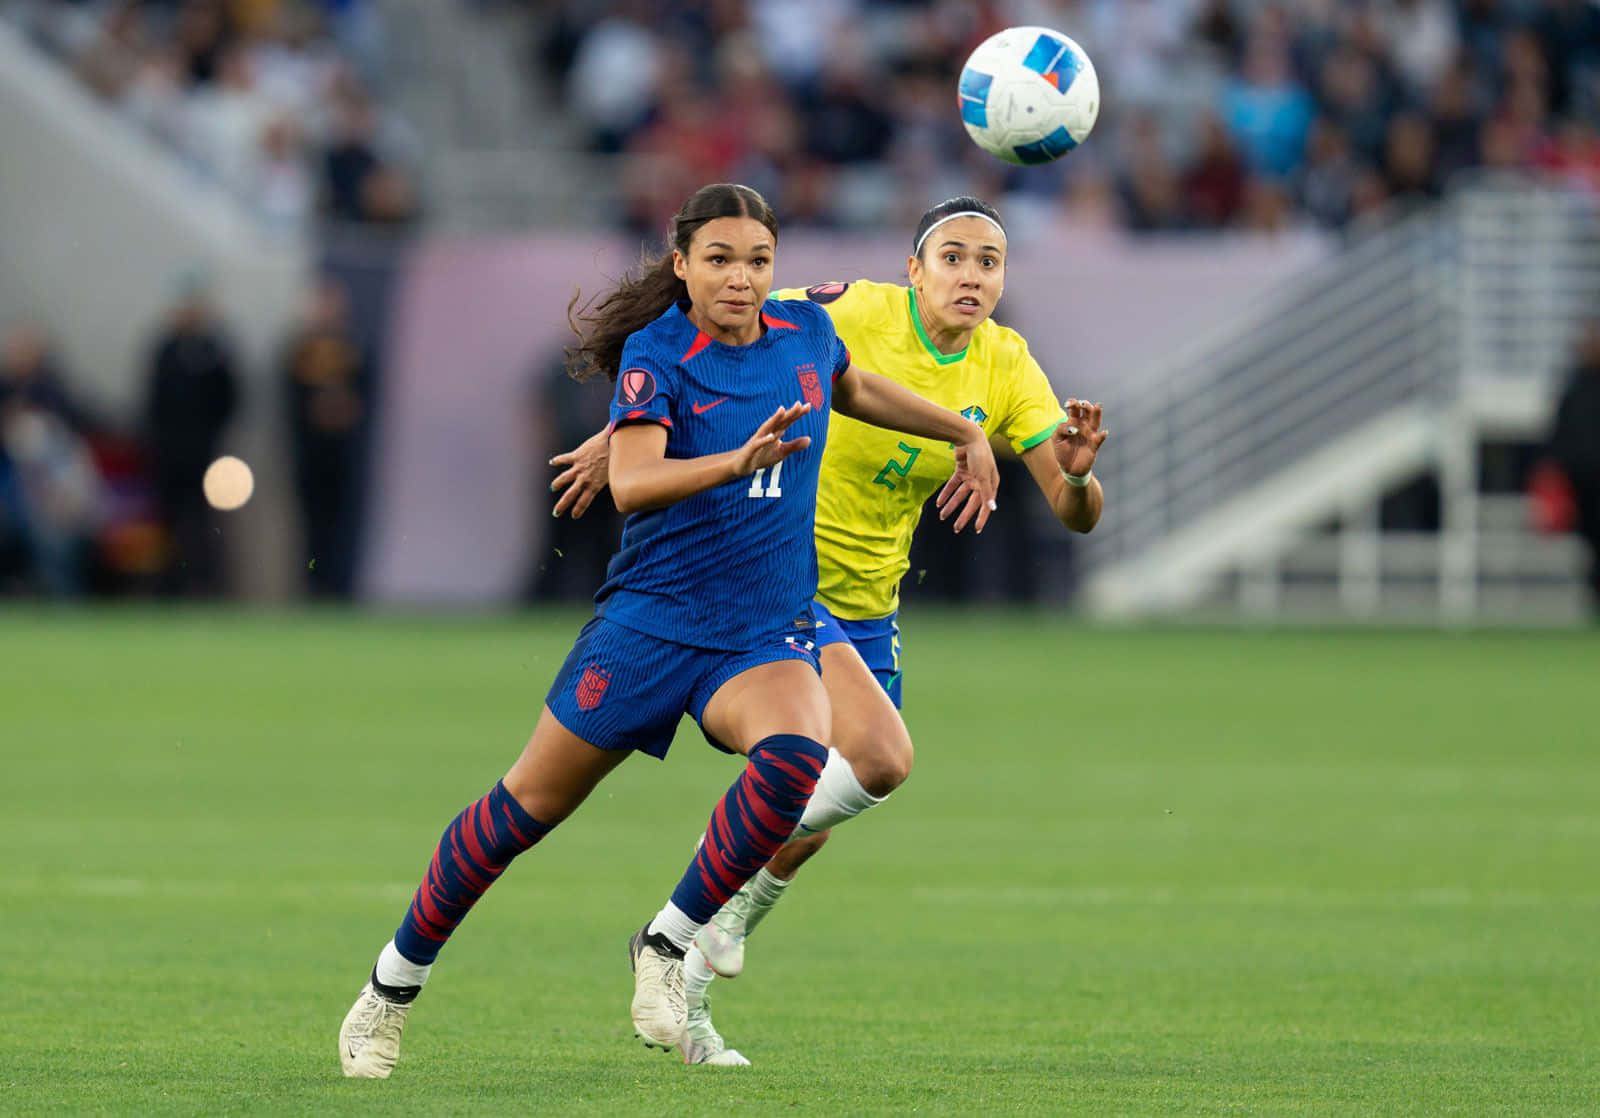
[692,397,729,414]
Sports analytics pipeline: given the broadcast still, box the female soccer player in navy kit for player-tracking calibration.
[338,183,1000,1077]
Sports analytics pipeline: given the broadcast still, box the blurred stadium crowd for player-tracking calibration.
[5,0,418,231]
[538,0,1600,235]
[9,1,1600,235]
[4,0,1600,606]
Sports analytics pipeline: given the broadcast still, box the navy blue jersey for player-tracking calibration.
[595,299,851,650]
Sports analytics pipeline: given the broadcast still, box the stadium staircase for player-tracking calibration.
[372,0,607,229]
[1074,177,1597,624]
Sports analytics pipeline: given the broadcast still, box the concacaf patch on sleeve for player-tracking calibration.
[619,367,657,406]
[804,281,851,304]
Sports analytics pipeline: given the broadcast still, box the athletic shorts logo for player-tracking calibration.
[619,368,656,407]
[804,281,850,304]
[575,664,612,711]
[796,363,823,410]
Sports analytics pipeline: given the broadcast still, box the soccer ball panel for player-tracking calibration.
[959,26,1099,166]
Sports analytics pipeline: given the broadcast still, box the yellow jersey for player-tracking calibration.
[776,280,1065,620]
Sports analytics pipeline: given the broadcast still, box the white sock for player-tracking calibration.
[684,944,715,1007]
[375,940,432,989]
[795,748,886,835]
[747,867,788,907]
[647,901,703,953]
[741,868,789,935]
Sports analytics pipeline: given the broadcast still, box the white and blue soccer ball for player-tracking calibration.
[958,26,1100,165]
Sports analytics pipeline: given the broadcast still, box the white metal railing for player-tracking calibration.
[1076,178,1600,600]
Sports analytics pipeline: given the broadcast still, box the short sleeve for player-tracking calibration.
[999,337,1067,454]
[829,333,851,382]
[610,336,676,430]
[807,302,851,382]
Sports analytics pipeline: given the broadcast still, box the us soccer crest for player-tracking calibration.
[575,664,612,711]
[796,362,823,410]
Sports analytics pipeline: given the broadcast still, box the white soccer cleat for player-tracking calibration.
[679,993,750,1066]
[629,926,687,1049]
[695,883,759,978]
[339,982,411,1078]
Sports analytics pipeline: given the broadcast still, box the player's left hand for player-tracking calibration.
[936,429,1001,534]
[549,428,611,518]
[1053,399,1107,478]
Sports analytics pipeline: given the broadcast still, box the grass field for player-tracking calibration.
[3,608,1597,1114]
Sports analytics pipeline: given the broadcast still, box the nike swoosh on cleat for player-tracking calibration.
[692,398,729,414]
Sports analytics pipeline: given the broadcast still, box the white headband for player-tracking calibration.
[913,211,1007,257]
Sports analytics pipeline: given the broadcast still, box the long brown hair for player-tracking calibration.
[567,183,780,382]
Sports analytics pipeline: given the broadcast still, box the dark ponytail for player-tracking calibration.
[567,183,779,382]
[911,195,1005,261]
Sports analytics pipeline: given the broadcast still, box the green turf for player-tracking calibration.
[2,609,1597,1114]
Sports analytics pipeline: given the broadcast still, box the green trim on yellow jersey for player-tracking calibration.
[906,288,968,365]
[1018,419,1064,451]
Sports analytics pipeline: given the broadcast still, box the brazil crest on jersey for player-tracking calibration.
[776,279,1065,620]
[595,299,851,650]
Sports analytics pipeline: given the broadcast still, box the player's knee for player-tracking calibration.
[751,733,829,799]
[853,738,913,797]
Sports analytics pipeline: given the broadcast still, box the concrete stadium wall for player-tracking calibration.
[362,227,1330,605]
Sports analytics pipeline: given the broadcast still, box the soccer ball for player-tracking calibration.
[958,26,1100,165]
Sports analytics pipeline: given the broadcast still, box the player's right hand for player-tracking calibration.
[550,428,611,518]
[937,429,1001,534]
[733,402,812,476]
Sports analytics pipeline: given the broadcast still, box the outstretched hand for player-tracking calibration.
[732,401,813,476]
[549,428,611,518]
[934,429,1001,533]
[1053,398,1108,478]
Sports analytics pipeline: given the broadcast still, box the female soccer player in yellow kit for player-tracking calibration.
[552,196,1107,1065]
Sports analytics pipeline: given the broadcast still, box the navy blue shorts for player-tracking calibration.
[545,616,821,760]
[812,600,902,709]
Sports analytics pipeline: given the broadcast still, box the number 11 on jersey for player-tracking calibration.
[748,460,784,498]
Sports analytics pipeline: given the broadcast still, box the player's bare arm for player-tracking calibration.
[937,397,1107,533]
[833,363,1000,532]
[1024,397,1106,532]
[608,403,812,514]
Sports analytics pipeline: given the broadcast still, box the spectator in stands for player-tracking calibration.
[562,1,663,152]
[0,323,103,596]
[323,81,417,225]
[1382,110,1443,205]
[798,38,894,166]
[1549,319,1600,612]
[284,276,371,599]
[176,0,229,86]
[1299,115,1362,228]
[1183,111,1249,228]
[1117,111,1186,231]
[1316,40,1395,164]
[1223,29,1316,180]
[0,321,92,435]
[143,278,240,597]
[1427,57,1488,186]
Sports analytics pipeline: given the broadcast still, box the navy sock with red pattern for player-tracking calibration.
[668,734,828,924]
[392,780,551,966]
